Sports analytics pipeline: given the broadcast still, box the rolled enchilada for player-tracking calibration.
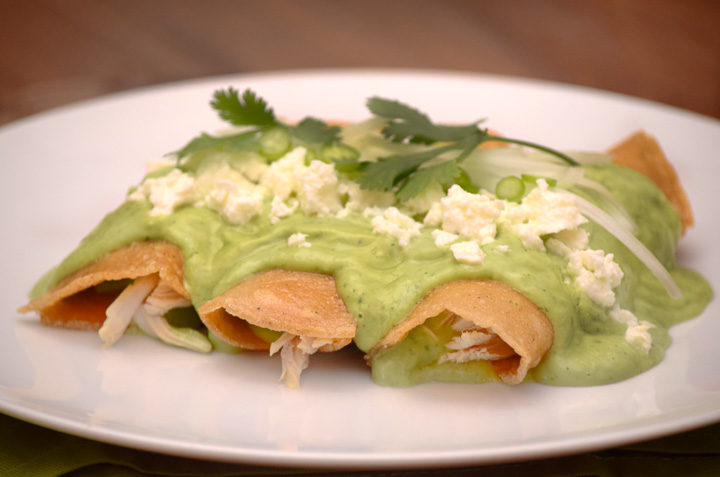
[19,89,712,388]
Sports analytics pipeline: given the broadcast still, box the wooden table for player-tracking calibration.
[2,0,719,125]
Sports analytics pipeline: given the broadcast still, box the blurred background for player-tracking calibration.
[1,0,719,126]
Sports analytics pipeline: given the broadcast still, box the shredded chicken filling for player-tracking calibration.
[438,318,516,364]
[269,333,335,388]
[99,274,211,352]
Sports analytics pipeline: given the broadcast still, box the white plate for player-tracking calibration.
[1,69,718,469]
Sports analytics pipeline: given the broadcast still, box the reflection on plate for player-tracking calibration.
[1,69,718,468]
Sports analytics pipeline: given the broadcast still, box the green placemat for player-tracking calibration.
[2,412,719,477]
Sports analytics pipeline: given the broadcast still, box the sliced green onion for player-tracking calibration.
[495,176,525,201]
[258,126,292,160]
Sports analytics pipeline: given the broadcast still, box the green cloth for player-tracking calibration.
[2,412,719,477]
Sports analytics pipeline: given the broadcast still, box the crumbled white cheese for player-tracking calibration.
[236,156,270,183]
[293,160,343,216]
[128,168,196,216]
[496,244,510,253]
[450,241,485,265]
[288,232,311,248]
[432,229,459,247]
[423,202,443,227]
[609,307,654,353]
[368,207,422,247]
[438,185,505,244]
[260,148,342,216]
[269,196,299,224]
[194,159,258,198]
[205,179,264,225]
[503,179,587,251]
[568,249,623,307]
[261,147,306,200]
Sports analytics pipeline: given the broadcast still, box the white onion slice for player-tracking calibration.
[574,178,638,234]
[133,282,210,353]
[573,194,682,299]
[133,306,211,353]
[461,148,585,191]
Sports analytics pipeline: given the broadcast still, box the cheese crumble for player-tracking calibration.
[567,249,624,307]
[129,168,196,216]
[437,185,504,244]
[205,180,264,225]
[502,179,587,251]
[367,207,422,247]
[450,241,485,265]
[432,229,459,247]
[609,307,654,353]
[288,233,311,248]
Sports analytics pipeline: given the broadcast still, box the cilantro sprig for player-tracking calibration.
[173,87,341,160]
[368,97,481,144]
[173,89,579,202]
[211,88,277,127]
[346,97,579,200]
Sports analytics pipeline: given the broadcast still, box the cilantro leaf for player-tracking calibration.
[173,130,257,159]
[396,159,463,201]
[356,148,441,192]
[367,97,480,143]
[352,136,480,199]
[211,88,277,126]
[350,96,580,201]
[292,117,342,144]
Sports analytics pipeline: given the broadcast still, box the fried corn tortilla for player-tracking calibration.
[198,269,357,388]
[198,269,356,351]
[367,280,554,385]
[18,241,188,331]
[609,131,694,233]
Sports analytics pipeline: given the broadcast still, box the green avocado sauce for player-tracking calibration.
[31,156,712,387]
